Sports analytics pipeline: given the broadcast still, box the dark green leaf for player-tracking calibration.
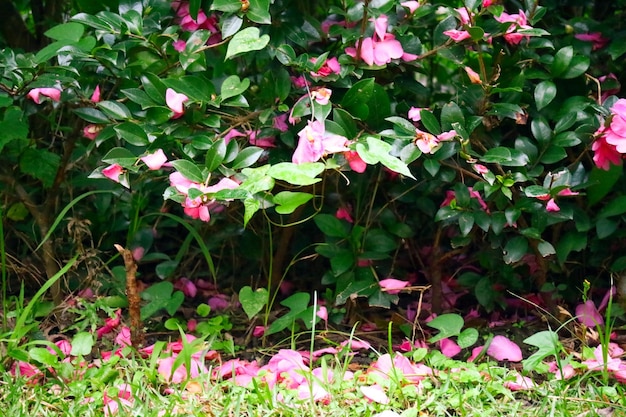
[225,27,270,60]
[98,100,132,120]
[440,102,464,132]
[420,109,441,135]
[314,213,350,238]
[169,160,205,183]
[503,236,528,264]
[230,146,264,169]
[534,80,556,110]
[274,191,314,215]
[551,46,573,78]
[102,147,137,168]
[19,148,61,188]
[113,121,149,146]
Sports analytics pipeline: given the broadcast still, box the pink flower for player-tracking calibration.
[592,135,622,170]
[273,114,289,132]
[140,149,168,170]
[97,310,122,338]
[401,1,419,14]
[91,85,101,102]
[575,32,609,50]
[173,39,186,52]
[291,75,307,89]
[483,0,494,6]
[414,128,456,154]
[102,164,124,183]
[408,107,423,121]
[310,57,341,77]
[311,87,332,105]
[379,278,409,294]
[292,120,349,164]
[576,300,604,326]
[603,99,626,152]
[174,277,197,298]
[494,10,533,45]
[253,326,266,337]
[464,66,481,84]
[344,150,367,173]
[455,7,472,25]
[316,306,328,322]
[208,294,230,310]
[83,124,102,140]
[115,327,132,347]
[27,87,62,104]
[223,128,247,143]
[345,15,413,66]
[504,373,536,391]
[486,335,523,362]
[546,198,560,212]
[336,206,354,223]
[443,29,471,42]
[165,88,189,119]
[248,130,276,148]
[472,164,489,175]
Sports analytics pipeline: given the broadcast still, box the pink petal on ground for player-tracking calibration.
[487,335,523,362]
[360,384,389,404]
[439,338,461,358]
[115,326,132,347]
[575,300,604,327]
[467,345,484,362]
[379,278,409,294]
[504,373,536,391]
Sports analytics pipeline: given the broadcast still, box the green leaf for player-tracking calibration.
[561,56,589,79]
[523,330,561,371]
[239,286,269,319]
[598,195,626,218]
[73,107,110,123]
[551,46,573,78]
[29,347,58,366]
[540,145,567,164]
[427,313,464,343]
[45,22,85,41]
[243,198,260,227]
[141,282,185,319]
[555,231,587,264]
[274,191,314,214]
[457,328,479,348]
[587,164,622,206]
[247,0,271,24]
[225,27,270,60]
[211,0,241,13]
[169,160,205,183]
[156,260,178,279]
[458,212,474,236]
[314,213,350,238]
[503,236,528,264]
[531,116,551,147]
[19,148,61,188]
[481,147,529,166]
[230,146,264,169]
[220,75,250,100]
[98,100,132,120]
[268,162,324,186]
[440,102,464,132]
[534,81,557,110]
[420,109,441,135]
[102,147,137,168]
[113,121,149,146]
[70,332,94,356]
[205,139,227,171]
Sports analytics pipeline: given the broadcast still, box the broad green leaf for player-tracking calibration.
[330,251,355,275]
[45,22,85,41]
[19,148,61,188]
[225,27,270,60]
[555,231,587,264]
[274,191,314,214]
[98,100,132,120]
[531,117,551,147]
[102,147,137,168]
[169,160,205,183]
[314,213,350,238]
[420,109,441,135]
[221,14,243,38]
[121,88,156,108]
[205,139,227,171]
[220,75,250,100]
[73,107,110,123]
[523,330,561,371]
[503,236,528,264]
[248,0,271,24]
[239,286,269,319]
[156,260,178,279]
[481,147,529,166]
[230,146,264,169]
[457,328,479,348]
[70,332,94,356]
[458,212,474,236]
[587,164,622,206]
[540,145,567,164]
[29,347,58,366]
[114,122,149,146]
[561,56,590,79]
[211,0,241,13]
[141,282,185,319]
[427,313,464,343]
[440,102,464,132]
[551,46,573,78]
[534,81,556,110]
[268,162,324,186]
[365,136,415,179]
[243,198,261,227]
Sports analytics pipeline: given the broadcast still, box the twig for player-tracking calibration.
[114,244,144,347]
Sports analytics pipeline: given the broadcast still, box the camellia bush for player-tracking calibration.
[2,0,626,323]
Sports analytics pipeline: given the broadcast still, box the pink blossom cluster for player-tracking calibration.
[346,15,417,66]
[169,172,239,222]
[441,186,489,212]
[592,98,626,170]
[445,7,534,46]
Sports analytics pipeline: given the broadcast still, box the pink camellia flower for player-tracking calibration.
[472,163,489,175]
[310,57,341,77]
[27,87,62,104]
[253,326,266,338]
[414,128,456,154]
[346,15,415,66]
[379,278,409,294]
[408,107,423,122]
[291,75,307,89]
[311,87,332,105]
[575,32,609,50]
[169,172,240,222]
[140,149,168,170]
[594,135,622,172]
[173,39,186,52]
[273,114,289,132]
[91,85,101,102]
[455,7,472,25]
[292,120,349,164]
[102,164,124,183]
[486,335,523,362]
[248,130,276,148]
[165,88,189,119]
[344,150,367,173]
[97,310,122,338]
[83,124,102,140]
[602,99,626,151]
[443,29,471,42]
[546,198,560,212]
[494,10,533,45]
[401,1,419,14]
